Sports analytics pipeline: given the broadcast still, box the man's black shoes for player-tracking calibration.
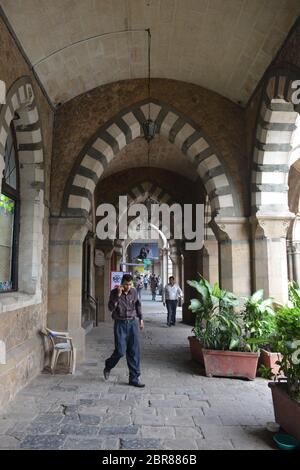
[103,368,110,380]
[129,381,145,388]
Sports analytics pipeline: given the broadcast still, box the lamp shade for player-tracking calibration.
[142,119,157,142]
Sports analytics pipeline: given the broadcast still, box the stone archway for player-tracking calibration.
[61,99,240,219]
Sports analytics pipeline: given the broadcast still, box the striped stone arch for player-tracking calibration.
[62,99,240,218]
[252,69,300,214]
[0,76,45,300]
[112,181,182,256]
[115,181,180,243]
[126,181,174,206]
[0,76,44,193]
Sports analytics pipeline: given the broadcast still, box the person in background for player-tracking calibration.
[143,273,149,290]
[135,275,143,301]
[150,273,158,301]
[103,274,145,387]
[163,276,183,326]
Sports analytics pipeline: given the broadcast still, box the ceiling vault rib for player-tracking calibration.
[32,28,149,68]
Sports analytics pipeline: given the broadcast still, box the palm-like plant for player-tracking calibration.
[288,281,300,309]
[188,276,241,350]
[243,290,276,352]
[273,305,300,401]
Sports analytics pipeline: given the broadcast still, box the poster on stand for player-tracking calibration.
[110,271,131,289]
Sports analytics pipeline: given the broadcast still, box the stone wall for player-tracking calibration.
[0,16,53,409]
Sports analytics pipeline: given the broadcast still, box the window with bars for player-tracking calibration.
[0,123,19,293]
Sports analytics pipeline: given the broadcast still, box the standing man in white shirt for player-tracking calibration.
[164,276,183,326]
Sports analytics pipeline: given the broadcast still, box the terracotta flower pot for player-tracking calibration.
[269,382,300,441]
[188,336,204,365]
[260,349,283,376]
[202,349,260,380]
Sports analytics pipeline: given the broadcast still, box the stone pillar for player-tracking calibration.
[182,250,198,325]
[98,243,114,322]
[170,253,182,286]
[293,242,300,285]
[251,214,294,304]
[115,253,123,272]
[89,237,96,299]
[48,217,90,361]
[162,248,169,298]
[202,239,219,285]
[210,217,251,298]
[287,240,294,282]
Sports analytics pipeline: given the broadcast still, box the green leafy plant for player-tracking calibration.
[288,281,300,309]
[0,193,14,215]
[188,278,279,354]
[258,364,274,380]
[188,276,242,351]
[242,290,276,352]
[272,305,300,401]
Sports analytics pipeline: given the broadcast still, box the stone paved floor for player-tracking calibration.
[0,292,276,450]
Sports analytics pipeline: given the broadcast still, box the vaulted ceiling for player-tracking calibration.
[1,0,300,106]
[100,135,199,182]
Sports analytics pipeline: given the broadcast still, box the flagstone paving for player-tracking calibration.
[0,293,276,450]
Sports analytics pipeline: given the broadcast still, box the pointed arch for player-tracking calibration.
[61,99,240,219]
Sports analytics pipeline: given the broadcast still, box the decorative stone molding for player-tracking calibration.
[209,217,250,243]
[250,213,295,240]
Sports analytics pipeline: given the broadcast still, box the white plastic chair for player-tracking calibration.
[41,328,76,374]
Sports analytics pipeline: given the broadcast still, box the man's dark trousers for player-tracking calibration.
[105,319,140,383]
[166,300,177,325]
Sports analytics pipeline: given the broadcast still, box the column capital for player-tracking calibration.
[49,216,91,243]
[95,240,114,258]
[210,217,250,242]
[250,212,295,239]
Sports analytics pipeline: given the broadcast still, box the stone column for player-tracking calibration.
[293,242,300,285]
[170,253,182,286]
[48,217,90,361]
[202,239,219,285]
[251,213,294,304]
[182,249,198,325]
[97,243,114,322]
[89,237,96,299]
[115,253,123,272]
[162,248,169,295]
[287,240,294,282]
[210,217,251,298]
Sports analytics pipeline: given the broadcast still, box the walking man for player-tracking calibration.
[164,276,183,326]
[150,273,158,301]
[135,275,143,302]
[103,274,145,387]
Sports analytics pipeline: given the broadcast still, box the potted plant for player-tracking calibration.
[242,290,281,376]
[187,277,216,365]
[187,277,260,380]
[268,304,300,440]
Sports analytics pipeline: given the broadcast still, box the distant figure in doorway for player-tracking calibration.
[150,273,158,301]
[143,273,149,290]
[164,276,183,326]
[135,275,143,301]
[103,274,145,387]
